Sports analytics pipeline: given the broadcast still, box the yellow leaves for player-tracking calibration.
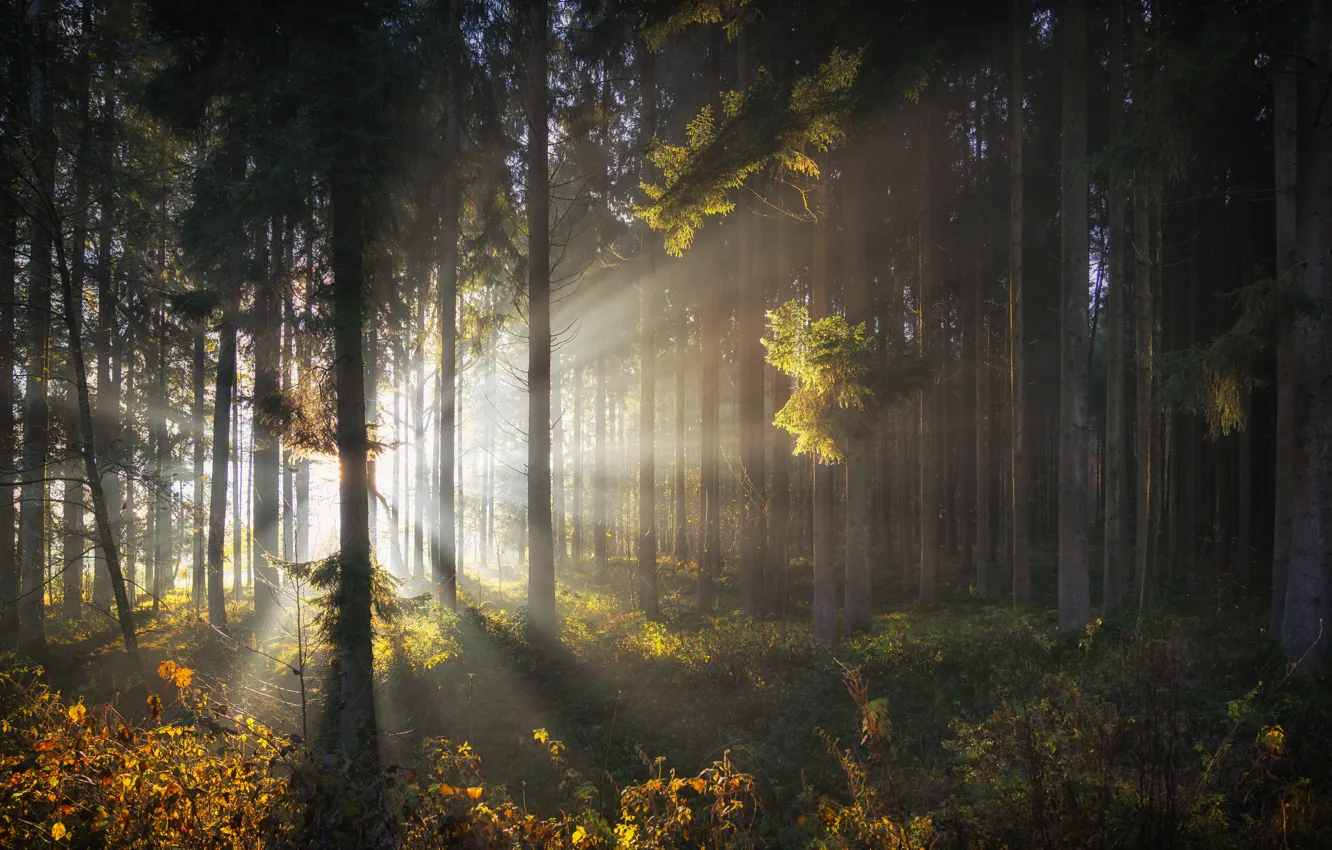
[437,783,456,796]
[533,729,550,745]
[1260,725,1286,756]
[67,703,86,724]
[147,694,163,721]
[51,822,67,841]
[466,786,483,800]
[174,667,193,689]
[158,660,177,681]
[570,825,588,845]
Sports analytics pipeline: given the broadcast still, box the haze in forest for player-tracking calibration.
[0,0,1330,847]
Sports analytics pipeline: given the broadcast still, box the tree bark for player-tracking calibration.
[525,0,556,632]
[1132,6,1155,616]
[1057,0,1091,634]
[192,329,207,606]
[0,159,16,638]
[1103,0,1130,619]
[435,11,461,608]
[811,182,836,641]
[1280,0,1332,674]
[637,43,659,620]
[919,102,941,608]
[331,170,378,755]
[842,144,873,632]
[253,221,282,623]
[207,316,236,630]
[1270,51,1298,639]
[1009,0,1030,605]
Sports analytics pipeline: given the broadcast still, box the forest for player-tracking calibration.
[1,0,1330,846]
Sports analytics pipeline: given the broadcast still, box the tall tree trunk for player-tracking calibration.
[919,103,941,608]
[811,182,836,641]
[0,156,16,639]
[735,36,765,617]
[1132,6,1155,616]
[412,271,426,580]
[1009,0,1030,604]
[208,316,236,630]
[1280,0,1332,674]
[1270,51,1298,638]
[253,221,282,623]
[673,283,688,564]
[1057,0,1091,634]
[192,329,207,606]
[232,391,242,598]
[1103,0,1130,618]
[283,277,295,565]
[331,170,378,755]
[637,44,659,620]
[152,307,171,612]
[525,0,556,631]
[769,195,792,615]
[572,364,583,564]
[436,17,461,608]
[296,227,313,564]
[18,0,56,650]
[698,37,722,614]
[974,193,992,596]
[842,145,873,632]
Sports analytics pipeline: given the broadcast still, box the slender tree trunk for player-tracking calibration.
[232,392,242,598]
[769,198,792,615]
[412,275,426,580]
[331,170,378,755]
[525,0,556,631]
[436,22,461,608]
[192,329,207,606]
[919,103,941,608]
[811,183,836,641]
[842,145,873,632]
[296,229,312,564]
[1057,0,1091,634]
[18,0,56,650]
[637,44,659,620]
[0,163,16,638]
[1132,6,1155,616]
[253,221,282,623]
[698,37,722,614]
[152,308,170,612]
[1280,0,1332,674]
[283,272,295,565]
[974,196,992,597]
[207,317,236,630]
[1009,0,1030,604]
[1270,51,1298,638]
[1103,0,1130,618]
[673,282,689,564]
[573,364,583,564]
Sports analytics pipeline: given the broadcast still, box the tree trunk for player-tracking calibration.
[1280,0,1332,674]
[1103,0,1130,618]
[207,317,236,630]
[152,308,171,612]
[673,278,689,564]
[192,328,207,606]
[253,222,282,623]
[331,170,378,755]
[811,182,836,641]
[436,19,461,608]
[842,145,873,632]
[525,0,556,632]
[1270,51,1298,639]
[18,0,56,650]
[1132,6,1155,616]
[919,102,941,608]
[0,164,16,638]
[1009,0,1030,605]
[573,364,583,564]
[769,195,792,615]
[1057,0,1091,635]
[637,44,659,620]
[698,36,722,614]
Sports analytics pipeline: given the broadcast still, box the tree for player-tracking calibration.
[637,42,659,620]
[1008,0,1030,606]
[1280,0,1332,674]
[525,0,556,633]
[1056,0,1091,635]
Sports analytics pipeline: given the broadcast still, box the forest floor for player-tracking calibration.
[12,549,1332,845]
